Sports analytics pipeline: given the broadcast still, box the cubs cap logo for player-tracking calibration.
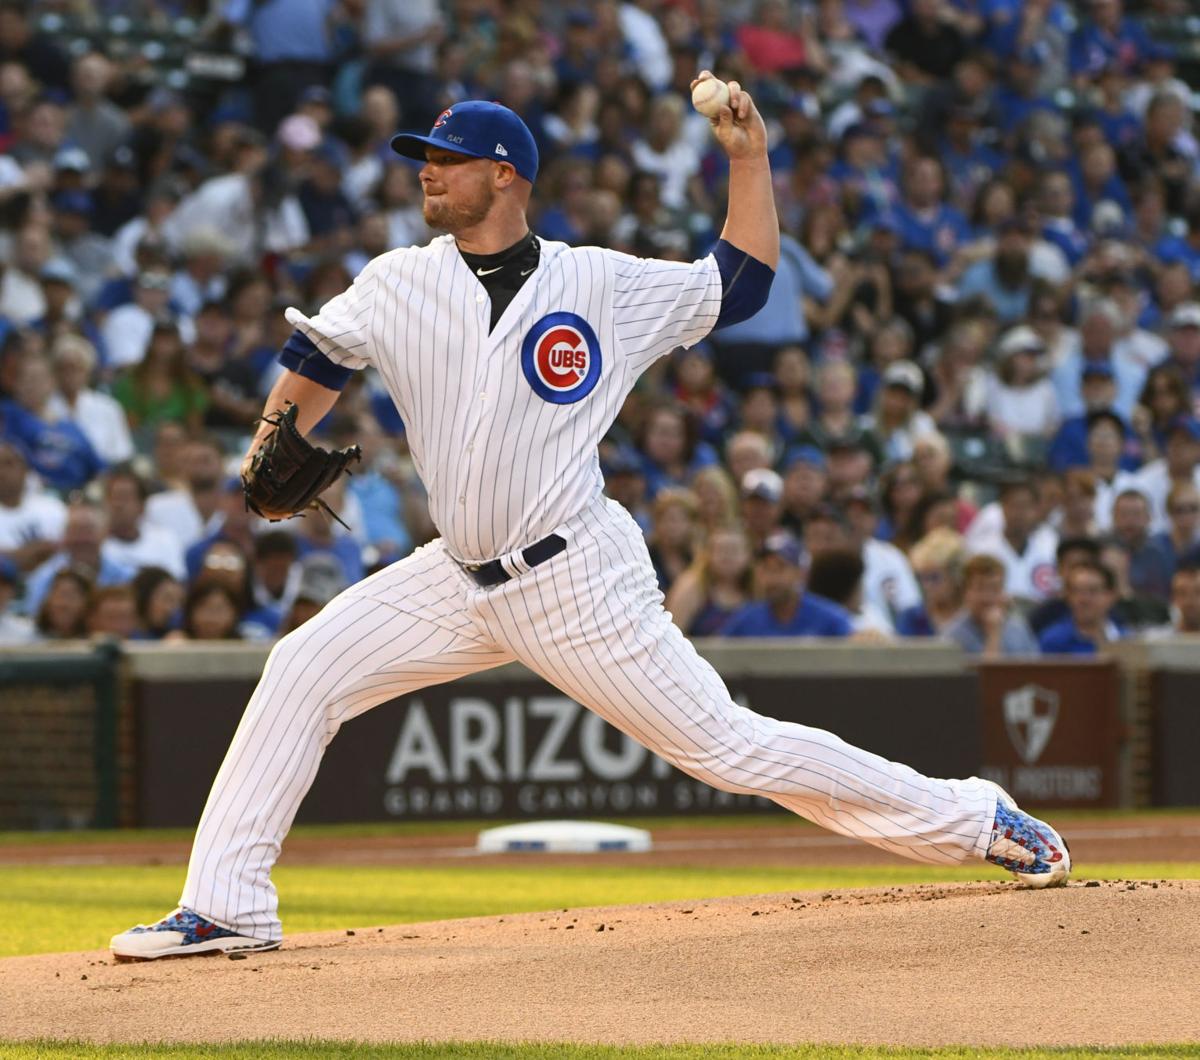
[1032,563,1060,596]
[521,311,602,404]
[433,108,452,128]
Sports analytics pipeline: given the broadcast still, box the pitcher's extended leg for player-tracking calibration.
[178,544,512,940]
[473,503,995,866]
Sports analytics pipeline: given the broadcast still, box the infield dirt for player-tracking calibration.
[2,879,1198,1048]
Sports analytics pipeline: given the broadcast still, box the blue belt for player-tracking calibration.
[456,533,567,588]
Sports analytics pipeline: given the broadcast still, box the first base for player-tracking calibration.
[476,820,652,854]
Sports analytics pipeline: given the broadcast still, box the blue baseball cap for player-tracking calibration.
[390,101,539,184]
[759,530,806,567]
[782,444,827,473]
[1168,416,1200,442]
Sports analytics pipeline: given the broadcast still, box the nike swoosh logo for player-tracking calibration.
[476,266,503,276]
[520,267,536,276]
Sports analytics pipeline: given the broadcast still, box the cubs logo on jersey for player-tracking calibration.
[520,311,602,404]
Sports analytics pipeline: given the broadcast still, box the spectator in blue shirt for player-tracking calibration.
[1038,171,1090,267]
[723,530,853,638]
[1038,558,1122,654]
[1,355,104,493]
[221,0,340,133]
[1067,139,1132,230]
[1048,362,1141,472]
[1068,0,1154,80]
[957,217,1037,324]
[894,156,970,268]
[1110,488,1173,600]
[991,50,1057,138]
[1153,205,1200,283]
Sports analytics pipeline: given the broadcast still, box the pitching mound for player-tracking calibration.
[3,880,1198,1048]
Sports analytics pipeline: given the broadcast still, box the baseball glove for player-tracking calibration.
[242,402,361,526]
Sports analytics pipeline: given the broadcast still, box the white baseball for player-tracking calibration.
[691,77,730,119]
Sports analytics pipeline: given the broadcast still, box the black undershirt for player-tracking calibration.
[458,230,541,331]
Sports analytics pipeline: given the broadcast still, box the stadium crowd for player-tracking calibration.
[2,0,1200,654]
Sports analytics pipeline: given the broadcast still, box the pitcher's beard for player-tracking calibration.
[423,187,495,233]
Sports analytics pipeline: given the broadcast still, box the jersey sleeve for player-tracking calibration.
[283,259,381,371]
[610,251,723,373]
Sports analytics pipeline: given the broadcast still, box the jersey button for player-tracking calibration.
[475,294,485,304]
[458,495,466,504]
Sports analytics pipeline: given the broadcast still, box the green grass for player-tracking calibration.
[1,1042,1198,1058]
[2,804,1196,847]
[0,816,817,846]
[2,860,1198,959]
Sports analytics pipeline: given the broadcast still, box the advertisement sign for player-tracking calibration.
[977,662,1122,808]
[136,672,979,826]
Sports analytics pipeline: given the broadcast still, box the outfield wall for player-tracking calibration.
[4,638,1190,829]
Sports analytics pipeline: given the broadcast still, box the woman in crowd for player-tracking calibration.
[174,582,243,641]
[647,487,700,593]
[1026,280,1078,371]
[34,568,92,640]
[1059,469,1099,540]
[911,431,976,532]
[855,317,915,415]
[637,401,717,499]
[665,524,753,637]
[690,466,740,539]
[774,345,813,441]
[111,320,207,436]
[799,359,875,456]
[670,345,735,448]
[924,320,990,432]
[876,460,923,548]
[1134,365,1191,464]
[986,327,1060,448]
[130,566,184,640]
[86,585,139,639]
[861,359,936,463]
[896,528,965,636]
[904,490,962,542]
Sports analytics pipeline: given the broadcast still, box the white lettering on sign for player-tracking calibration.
[1012,765,1102,801]
[384,694,685,788]
[384,700,448,783]
[528,696,582,781]
[449,698,502,781]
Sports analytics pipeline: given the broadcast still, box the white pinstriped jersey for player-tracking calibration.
[286,235,723,561]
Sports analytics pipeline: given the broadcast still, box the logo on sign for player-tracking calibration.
[1004,684,1059,764]
[521,311,602,404]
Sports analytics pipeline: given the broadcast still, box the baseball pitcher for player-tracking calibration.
[113,76,1068,960]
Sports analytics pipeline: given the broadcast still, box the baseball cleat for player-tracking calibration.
[110,907,280,961]
[982,782,1071,888]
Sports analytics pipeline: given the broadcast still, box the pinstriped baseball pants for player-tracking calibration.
[181,495,997,940]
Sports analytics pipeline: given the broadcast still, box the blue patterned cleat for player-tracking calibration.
[110,908,281,961]
[983,782,1071,888]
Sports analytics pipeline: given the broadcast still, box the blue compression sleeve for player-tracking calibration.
[712,238,775,328]
[277,330,354,391]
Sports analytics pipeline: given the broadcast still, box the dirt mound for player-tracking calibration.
[3,880,1198,1048]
